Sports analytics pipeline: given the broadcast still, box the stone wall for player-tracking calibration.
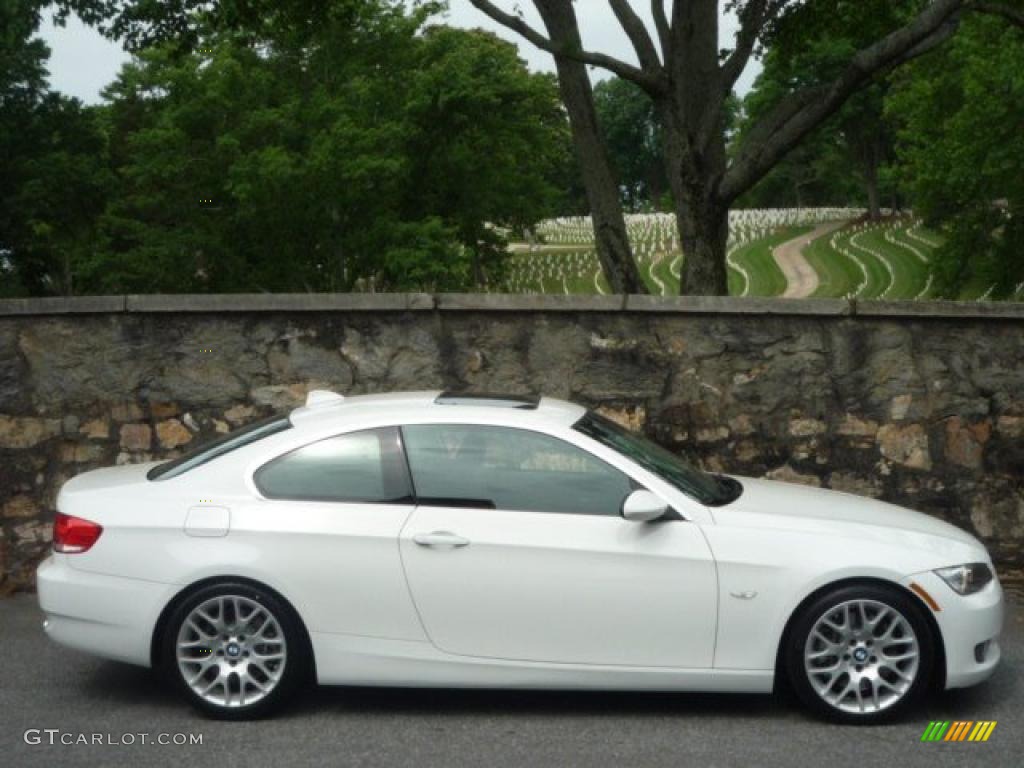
[1,293,1022,591]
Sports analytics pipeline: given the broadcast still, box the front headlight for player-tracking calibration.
[934,563,994,595]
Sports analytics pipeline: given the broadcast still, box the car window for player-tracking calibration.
[401,424,633,516]
[255,427,412,503]
[573,411,741,506]
[148,415,292,481]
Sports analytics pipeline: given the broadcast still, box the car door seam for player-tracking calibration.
[396,505,441,647]
[695,521,722,669]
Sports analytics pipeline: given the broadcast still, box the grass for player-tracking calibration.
[507,229,808,298]
[504,246,677,295]
[727,225,812,297]
[806,221,943,299]
[856,228,930,299]
[505,219,949,301]
[640,250,681,295]
[956,274,995,300]
[803,230,860,298]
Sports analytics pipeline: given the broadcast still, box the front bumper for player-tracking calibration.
[902,570,1004,689]
[37,554,176,667]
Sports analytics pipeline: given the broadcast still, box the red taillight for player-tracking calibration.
[53,512,103,553]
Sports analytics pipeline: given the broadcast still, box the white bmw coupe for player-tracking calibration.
[38,391,1002,722]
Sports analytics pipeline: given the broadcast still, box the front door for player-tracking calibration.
[398,423,717,668]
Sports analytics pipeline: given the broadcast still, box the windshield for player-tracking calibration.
[147,415,292,480]
[573,411,742,506]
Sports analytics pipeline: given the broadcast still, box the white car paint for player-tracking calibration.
[37,390,1003,699]
[704,477,994,673]
[399,504,717,667]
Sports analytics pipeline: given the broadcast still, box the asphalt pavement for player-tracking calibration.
[1,591,1020,768]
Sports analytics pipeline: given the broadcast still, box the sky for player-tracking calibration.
[39,0,761,104]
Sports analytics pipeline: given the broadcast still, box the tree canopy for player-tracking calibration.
[2,0,569,295]
[1,0,112,295]
[3,0,1024,298]
[887,14,1024,298]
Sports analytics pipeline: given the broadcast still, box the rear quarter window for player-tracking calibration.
[253,427,412,503]
[147,415,292,481]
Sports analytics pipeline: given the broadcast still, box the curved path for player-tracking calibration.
[773,220,845,298]
[648,251,667,296]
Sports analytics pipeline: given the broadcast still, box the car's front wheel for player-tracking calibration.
[163,582,305,719]
[786,583,936,724]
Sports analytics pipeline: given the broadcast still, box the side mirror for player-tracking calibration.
[621,489,669,522]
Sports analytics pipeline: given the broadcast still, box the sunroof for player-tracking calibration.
[434,392,539,409]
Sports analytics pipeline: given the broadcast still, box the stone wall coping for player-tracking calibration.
[1,293,1023,320]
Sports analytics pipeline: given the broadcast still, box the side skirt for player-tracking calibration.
[310,632,773,693]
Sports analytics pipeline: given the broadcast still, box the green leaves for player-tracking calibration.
[402,26,569,283]
[887,15,1024,297]
[592,77,665,211]
[2,1,568,296]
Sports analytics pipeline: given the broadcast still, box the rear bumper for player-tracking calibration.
[36,554,175,667]
[902,571,1004,690]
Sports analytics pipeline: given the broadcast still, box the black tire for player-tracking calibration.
[161,581,308,719]
[785,582,936,724]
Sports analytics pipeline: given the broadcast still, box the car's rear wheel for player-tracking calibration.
[163,582,304,719]
[786,583,935,724]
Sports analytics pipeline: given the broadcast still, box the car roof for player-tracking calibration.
[288,390,587,430]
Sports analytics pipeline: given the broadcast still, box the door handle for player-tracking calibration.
[413,531,470,548]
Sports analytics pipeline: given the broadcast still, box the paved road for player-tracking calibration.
[774,220,845,298]
[1,592,1020,768]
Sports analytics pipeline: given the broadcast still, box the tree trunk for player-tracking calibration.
[660,114,730,295]
[847,118,886,222]
[62,250,72,296]
[674,195,729,297]
[646,161,664,209]
[863,148,882,221]
[657,0,730,297]
[535,0,645,294]
[865,173,881,221]
[471,247,483,287]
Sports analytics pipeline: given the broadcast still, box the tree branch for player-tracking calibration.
[888,16,961,66]
[652,0,671,57]
[721,0,965,203]
[695,1,784,153]
[608,0,662,70]
[969,1,1024,27]
[733,86,828,159]
[720,0,782,95]
[467,0,665,92]
[668,0,687,61]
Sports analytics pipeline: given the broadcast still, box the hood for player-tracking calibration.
[715,475,986,559]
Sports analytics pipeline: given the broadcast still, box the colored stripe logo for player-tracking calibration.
[921,721,996,742]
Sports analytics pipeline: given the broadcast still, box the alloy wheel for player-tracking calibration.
[803,598,921,715]
[175,594,288,709]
